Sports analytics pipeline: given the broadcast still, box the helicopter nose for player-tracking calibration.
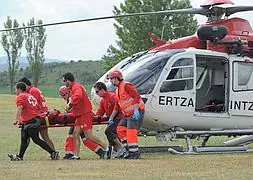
[90,87,100,106]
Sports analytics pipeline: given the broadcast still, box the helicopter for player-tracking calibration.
[89,0,253,154]
[1,0,253,154]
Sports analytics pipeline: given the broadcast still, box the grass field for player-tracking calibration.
[1,94,253,179]
[0,83,93,98]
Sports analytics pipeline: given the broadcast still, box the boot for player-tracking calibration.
[96,148,106,159]
[124,151,141,160]
[63,153,74,159]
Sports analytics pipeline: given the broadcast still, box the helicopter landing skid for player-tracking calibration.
[168,146,253,155]
[139,146,183,153]
[168,136,253,155]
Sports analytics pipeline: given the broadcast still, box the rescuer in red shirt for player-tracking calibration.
[8,82,59,161]
[109,70,145,159]
[18,77,55,151]
[63,72,107,159]
[58,85,109,159]
[93,82,125,158]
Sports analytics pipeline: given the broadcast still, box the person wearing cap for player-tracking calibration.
[58,85,75,159]
[62,72,107,160]
[58,86,108,159]
[108,70,145,159]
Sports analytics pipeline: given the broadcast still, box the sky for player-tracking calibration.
[0,0,252,61]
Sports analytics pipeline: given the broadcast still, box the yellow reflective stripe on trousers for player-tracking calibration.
[45,116,49,126]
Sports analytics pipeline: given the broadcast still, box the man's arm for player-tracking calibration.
[15,105,23,125]
[95,99,105,117]
[111,102,119,119]
[125,83,141,109]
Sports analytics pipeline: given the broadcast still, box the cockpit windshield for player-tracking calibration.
[118,49,184,94]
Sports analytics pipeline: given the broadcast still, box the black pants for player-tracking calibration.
[105,120,120,146]
[19,118,54,159]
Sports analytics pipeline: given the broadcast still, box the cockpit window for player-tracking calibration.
[134,58,168,94]
[172,57,193,67]
[160,57,194,92]
[120,51,148,69]
[119,49,184,95]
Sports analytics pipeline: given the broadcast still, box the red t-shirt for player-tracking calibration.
[27,86,48,113]
[96,92,124,120]
[16,92,40,123]
[69,82,92,116]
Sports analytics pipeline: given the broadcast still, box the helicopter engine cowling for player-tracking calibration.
[197,25,228,42]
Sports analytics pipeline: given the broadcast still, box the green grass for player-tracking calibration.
[0,87,12,94]
[0,84,93,98]
[1,94,253,179]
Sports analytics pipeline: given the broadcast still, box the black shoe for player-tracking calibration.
[63,153,74,159]
[96,148,106,159]
[124,151,141,160]
[8,154,23,161]
[106,147,113,159]
[51,151,59,160]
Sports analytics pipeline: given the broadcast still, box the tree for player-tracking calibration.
[1,17,24,93]
[23,18,46,87]
[102,0,197,70]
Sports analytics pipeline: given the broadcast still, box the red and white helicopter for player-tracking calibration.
[2,0,253,154]
[90,0,253,154]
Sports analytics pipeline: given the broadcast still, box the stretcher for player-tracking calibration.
[39,109,108,128]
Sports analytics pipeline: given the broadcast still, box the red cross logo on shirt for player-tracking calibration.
[28,96,37,107]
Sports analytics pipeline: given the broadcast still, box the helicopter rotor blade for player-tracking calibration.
[1,5,252,32]
[0,8,209,32]
[225,6,253,16]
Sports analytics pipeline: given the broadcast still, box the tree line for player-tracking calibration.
[0,0,197,93]
[1,17,46,93]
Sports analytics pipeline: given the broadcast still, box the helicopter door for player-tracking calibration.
[230,60,253,116]
[195,55,229,114]
[150,53,195,124]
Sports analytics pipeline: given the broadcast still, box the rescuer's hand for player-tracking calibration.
[132,109,140,120]
[13,120,22,128]
[13,120,18,125]
[66,105,73,112]
[108,116,114,125]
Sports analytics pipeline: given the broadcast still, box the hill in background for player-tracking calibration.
[0,60,106,97]
[0,56,64,71]
[41,60,105,86]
